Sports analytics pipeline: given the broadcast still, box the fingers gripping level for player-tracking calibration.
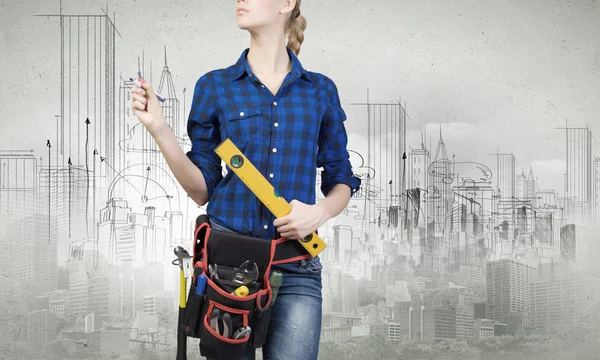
[213,139,326,257]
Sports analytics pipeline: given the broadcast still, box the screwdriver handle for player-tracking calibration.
[269,271,283,306]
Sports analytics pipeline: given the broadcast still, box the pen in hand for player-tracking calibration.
[130,77,166,102]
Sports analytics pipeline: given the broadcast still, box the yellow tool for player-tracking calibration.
[214,139,326,257]
[232,285,249,297]
[173,246,192,360]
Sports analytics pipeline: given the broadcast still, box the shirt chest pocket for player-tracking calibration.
[222,106,263,146]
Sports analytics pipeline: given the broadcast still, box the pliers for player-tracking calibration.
[209,308,232,338]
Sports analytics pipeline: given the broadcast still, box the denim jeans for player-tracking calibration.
[203,220,323,360]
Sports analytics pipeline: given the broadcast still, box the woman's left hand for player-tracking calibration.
[274,200,329,240]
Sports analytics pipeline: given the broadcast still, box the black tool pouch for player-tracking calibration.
[183,214,275,359]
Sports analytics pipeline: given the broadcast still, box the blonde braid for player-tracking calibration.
[285,2,306,56]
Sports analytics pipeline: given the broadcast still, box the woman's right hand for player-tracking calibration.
[131,79,167,135]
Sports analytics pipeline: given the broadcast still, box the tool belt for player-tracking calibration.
[182,214,312,359]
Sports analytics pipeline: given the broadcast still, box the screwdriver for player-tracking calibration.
[269,271,283,306]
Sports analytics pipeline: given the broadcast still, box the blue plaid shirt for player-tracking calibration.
[186,46,361,240]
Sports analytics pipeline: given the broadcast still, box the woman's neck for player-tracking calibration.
[247,34,291,75]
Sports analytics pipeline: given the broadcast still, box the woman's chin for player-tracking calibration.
[236,20,256,31]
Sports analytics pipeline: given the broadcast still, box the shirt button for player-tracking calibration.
[249,73,253,77]
[269,173,274,178]
[273,101,277,106]
[240,111,244,117]
[274,122,278,127]
[272,148,277,153]
[261,84,265,88]
[263,224,268,229]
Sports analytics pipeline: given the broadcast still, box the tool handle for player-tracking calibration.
[196,274,207,295]
[232,285,249,297]
[269,271,283,306]
[176,306,187,360]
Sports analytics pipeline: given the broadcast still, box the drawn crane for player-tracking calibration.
[454,192,480,214]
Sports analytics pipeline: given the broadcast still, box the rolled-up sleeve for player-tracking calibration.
[316,76,362,198]
[185,74,223,201]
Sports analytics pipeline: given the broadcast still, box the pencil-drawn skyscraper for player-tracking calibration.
[516,166,526,200]
[565,127,592,223]
[37,9,119,241]
[496,153,516,201]
[350,98,406,245]
[0,153,39,303]
[38,163,89,238]
[37,10,118,181]
[0,154,58,309]
[408,138,430,231]
[114,49,184,224]
[157,47,182,141]
[525,166,536,208]
[0,153,38,235]
[428,129,452,235]
[155,47,183,206]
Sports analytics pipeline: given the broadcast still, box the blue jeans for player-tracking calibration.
[203,220,323,360]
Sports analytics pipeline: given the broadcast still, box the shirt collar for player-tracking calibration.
[229,46,313,83]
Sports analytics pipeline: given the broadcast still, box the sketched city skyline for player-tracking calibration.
[1,1,599,359]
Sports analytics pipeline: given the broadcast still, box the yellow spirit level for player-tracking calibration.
[213,139,326,257]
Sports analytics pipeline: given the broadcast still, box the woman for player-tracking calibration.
[131,1,361,359]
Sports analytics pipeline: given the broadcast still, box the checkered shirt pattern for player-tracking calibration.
[186,47,361,240]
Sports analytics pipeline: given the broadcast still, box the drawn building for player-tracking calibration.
[594,157,600,221]
[525,166,537,207]
[66,239,96,318]
[43,11,119,181]
[564,127,593,223]
[38,162,90,242]
[0,153,38,302]
[114,48,185,230]
[408,139,432,265]
[537,190,557,208]
[0,153,38,227]
[408,138,431,232]
[97,197,184,270]
[533,212,554,246]
[515,166,537,206]
[117,76,136,197]
[559,223,597,270]
[349,98,407,244]
[495,153,516,201]
[516,167,526,200]
[427,129,453,236]
[0,154,58,305]
[37,9,119,241]
[157,47,183,140]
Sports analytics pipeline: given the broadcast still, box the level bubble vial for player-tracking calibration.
[230,155,244,168]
